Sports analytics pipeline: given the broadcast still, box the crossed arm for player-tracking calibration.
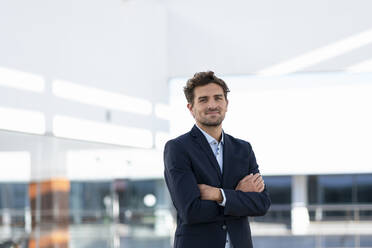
[198,173,266,203]
[164,140,271,224]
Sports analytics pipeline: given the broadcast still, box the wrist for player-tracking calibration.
[215,188,223,203]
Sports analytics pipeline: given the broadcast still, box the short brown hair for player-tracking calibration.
[183,71,230,105]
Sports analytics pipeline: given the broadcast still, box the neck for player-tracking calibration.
[196,122,223,141]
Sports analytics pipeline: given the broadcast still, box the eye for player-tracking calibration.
[199,98,207,102]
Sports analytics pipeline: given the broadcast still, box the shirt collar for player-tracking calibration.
[195,124,224,145]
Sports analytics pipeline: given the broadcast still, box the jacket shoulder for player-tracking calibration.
[164,131,192,149]
[224,133,253,151]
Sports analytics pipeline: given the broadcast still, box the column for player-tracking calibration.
[291,175,310,235]
[28,137,70,248]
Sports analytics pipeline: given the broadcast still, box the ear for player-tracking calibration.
[187,103,195,117]
[226,99,229,112]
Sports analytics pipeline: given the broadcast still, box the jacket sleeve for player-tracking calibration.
[164,139,229,224]
[222,147,271,217]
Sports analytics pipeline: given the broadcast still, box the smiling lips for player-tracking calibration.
[206,111,220,115]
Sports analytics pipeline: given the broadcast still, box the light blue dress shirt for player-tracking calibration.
[196,125,232,248]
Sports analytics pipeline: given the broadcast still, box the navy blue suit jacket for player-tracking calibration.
[164,125,271,248]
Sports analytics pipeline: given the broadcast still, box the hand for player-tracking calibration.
[198,184,223,203]
[235,173,265,193]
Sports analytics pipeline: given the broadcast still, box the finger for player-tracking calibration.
[254,178,264,188]
[259,179,265,188]
[242,174,254,182]
[258,179,265,188]
[255,177,263,184]
[259,181,265,189]
[257,184,265,192]
[236,180,244,188]
[253,173,262,182]
[252,173,261,182]
[250,173,259,182]
[236,181,241,188]
[254,181,262,189]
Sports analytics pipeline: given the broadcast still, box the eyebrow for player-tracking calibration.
[198,94,223,100]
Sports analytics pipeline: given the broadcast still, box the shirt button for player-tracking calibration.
[222,225,227,230]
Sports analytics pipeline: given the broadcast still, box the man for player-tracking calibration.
[164,71,271,248]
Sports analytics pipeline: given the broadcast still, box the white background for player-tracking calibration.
[170,73,372,175]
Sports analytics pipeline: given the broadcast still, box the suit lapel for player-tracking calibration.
[191,126,222,181]
[222,133,234,188]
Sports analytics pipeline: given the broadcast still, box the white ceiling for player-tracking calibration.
[1,0,371,95]
[167,0,372,76]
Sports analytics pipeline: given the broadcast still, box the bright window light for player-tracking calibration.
[53,115,153,148]
[0,152,31,182]
[67,150,127,180]
[0,67,45,92]
[155,103,171,120]
[170,73,372,175]
[169,78,194,136]
[258,29,372,76]
[155,131,171,150]
[52,80,152,115]
[143,194,157,207]
[0,107,45,134]
[67,149,163,180]
[347,59,372,73]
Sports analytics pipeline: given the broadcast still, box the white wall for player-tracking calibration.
[2,0,372,137]
[0,130,163,181]
[169,73,372,175]
[0,0,170,147]
[0,0,172,181]
[2,0,372,180]
[0,0,168,101]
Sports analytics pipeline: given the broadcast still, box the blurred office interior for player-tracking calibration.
[1,0,372,247]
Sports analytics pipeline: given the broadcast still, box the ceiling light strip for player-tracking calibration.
[258,29,372,76]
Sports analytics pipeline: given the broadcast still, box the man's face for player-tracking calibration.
[187,83,228,127]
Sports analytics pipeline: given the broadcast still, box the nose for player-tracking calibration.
[207,99,218,109]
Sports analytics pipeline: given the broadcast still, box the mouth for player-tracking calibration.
[206,111,220,115]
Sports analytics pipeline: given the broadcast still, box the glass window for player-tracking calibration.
[309,174,372,204]
[319,175,353,204]
[115,179,169,226]
[356,174,372,203]
[308,174,372,221]
[117,179,158,210]
[264,176,291,204]
[70,181,111,224]
[12,183,28,209]
[308,175,318,204]
[0,183,28,209]
[254,176,291,224]
[81,181,111,211]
